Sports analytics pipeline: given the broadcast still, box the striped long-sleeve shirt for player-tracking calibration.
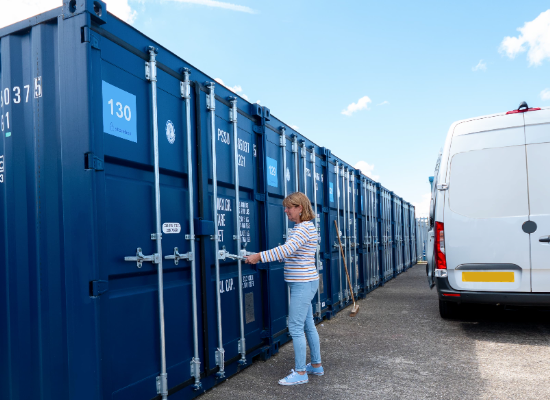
[260,220,319,282]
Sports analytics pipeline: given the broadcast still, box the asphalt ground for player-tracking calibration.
[200,264,550,400]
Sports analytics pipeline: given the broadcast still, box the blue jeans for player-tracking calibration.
[288,280,322,372]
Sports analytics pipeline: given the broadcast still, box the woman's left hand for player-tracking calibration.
[244,253,261,264]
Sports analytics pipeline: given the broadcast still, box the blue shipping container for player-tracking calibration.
[0,2,417,399]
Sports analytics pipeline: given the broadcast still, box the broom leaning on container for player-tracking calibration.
[245,192,324,385]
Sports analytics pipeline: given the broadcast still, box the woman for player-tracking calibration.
[245,192,324,385]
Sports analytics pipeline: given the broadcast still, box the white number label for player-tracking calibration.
[1,113,7,131]
[238,154,245,167]
[13,87,20,104]
[24,85,30,102]
[34,77,42,98]
[124,105,131,121]
[269,165,277,176]
[3,88,9,105]
[108,99,132,122]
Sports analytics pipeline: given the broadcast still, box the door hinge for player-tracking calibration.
[255,193,266,202]
[89,280,109,297]
[81,27,100,49]
[85,152,104,171]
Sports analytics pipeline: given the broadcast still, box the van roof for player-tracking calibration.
[451,106,550,128]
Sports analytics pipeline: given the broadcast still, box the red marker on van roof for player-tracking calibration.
[506,101,541,114]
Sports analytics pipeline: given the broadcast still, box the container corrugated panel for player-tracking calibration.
[408,205,417,265]
[364,178,380,289]
[403,202,410,269]
[1,2,417,399]
[378,185,393,282]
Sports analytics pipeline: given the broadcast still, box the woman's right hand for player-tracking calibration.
[244,253,261,264]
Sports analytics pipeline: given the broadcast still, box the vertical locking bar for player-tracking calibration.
[230,97,247,366]
[310,148,322,316]
[342,166,349,300]
[281,128,291,326]
[206,81,225,378]
[356,171,359,294]
[146,47,168,400]
[335,162,342,302]
[345,168,352,300]
[301,142,307,196]
[181,68,201,389]
[363,178,369,288]
[292,136,299,192]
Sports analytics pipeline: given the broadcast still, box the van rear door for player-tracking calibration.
[444,114,531,292]
[524,109,550,292]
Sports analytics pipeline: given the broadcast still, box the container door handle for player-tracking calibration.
[539,236,550,243]
[124,247,160,268]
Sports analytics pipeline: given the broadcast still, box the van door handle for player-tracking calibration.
[539,236,550,243]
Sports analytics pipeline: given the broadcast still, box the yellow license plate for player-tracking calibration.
[462,271,515,283]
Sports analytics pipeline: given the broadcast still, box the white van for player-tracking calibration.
[427,103,550,318]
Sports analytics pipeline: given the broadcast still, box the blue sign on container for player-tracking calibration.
[267,157,278,187]
[102,81,137,142]
[329,182,334,202]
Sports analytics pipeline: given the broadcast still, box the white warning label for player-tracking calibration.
[162,222,181,234]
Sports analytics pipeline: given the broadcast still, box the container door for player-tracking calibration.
[444,114,530,292]
[96,55,200,398]
[524,109,550,292]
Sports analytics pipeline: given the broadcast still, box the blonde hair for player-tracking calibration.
[283,192,315,222]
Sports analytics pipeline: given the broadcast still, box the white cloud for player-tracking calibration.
[341,96,372,116]
[255,100,260,104]
[378,100,389,106]
[107,0,138,24]
[412,193,431,218]
[472,59,487,71]
[0,0,138,29]
[291,125,299,131]
[163,0,257,14]
[541,88,550,101]
[214,78,249,100]
[499,10,550,66]
[354,161,379,181]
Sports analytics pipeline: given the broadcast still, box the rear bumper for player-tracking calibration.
[435,277,550,306]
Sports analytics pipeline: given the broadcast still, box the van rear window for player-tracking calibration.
[449,146,529,218]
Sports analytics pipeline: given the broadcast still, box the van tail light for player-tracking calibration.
[435,221,447,269]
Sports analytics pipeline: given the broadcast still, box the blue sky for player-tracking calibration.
[4,0,550,215]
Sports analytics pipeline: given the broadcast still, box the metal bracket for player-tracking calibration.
[310,150,315,162]
[292,140,298,153]
[181,68,191,99]
[229,96,237,122]
[190,357,201,389]
[316,302,322,316]
[185,234,195,240]
[156,373,168,396]
[300,145,307,157]
[124,248,160,268]
[165,247,193,265]
[145,60,157,82]
[151,233,162,240]
[205,82,216,110]
[85,152,104,171]
[215,348,225,378]
[437,183,448,191]
[279,131,286,147]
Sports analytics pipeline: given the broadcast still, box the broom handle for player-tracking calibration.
[334,220,356,305]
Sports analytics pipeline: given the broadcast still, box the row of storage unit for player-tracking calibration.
[416,217,429,262]
[0,2,418,400]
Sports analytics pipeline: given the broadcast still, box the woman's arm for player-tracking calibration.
[260,224,310,263]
